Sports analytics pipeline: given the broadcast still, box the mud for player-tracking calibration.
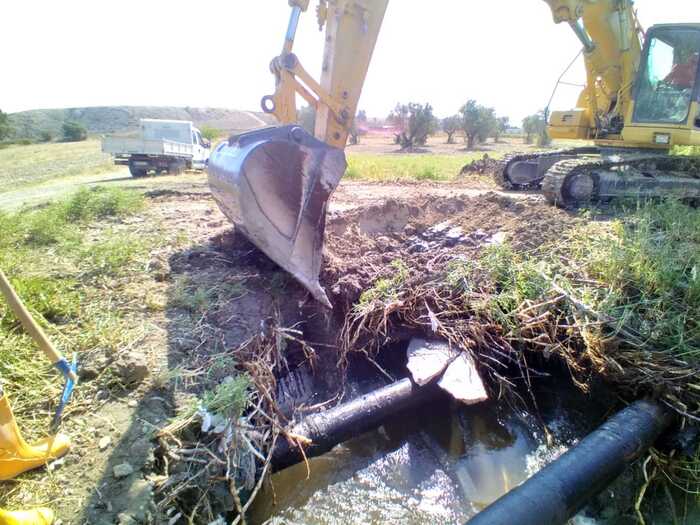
[459,154,502,176]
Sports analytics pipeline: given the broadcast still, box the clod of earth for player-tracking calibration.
[113,463,135,479]
[115,353,149,385]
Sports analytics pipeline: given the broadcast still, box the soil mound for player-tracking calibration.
[322,193,581,308]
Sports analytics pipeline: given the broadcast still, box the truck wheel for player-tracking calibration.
[168,161,185,175]
[129,164,148,178]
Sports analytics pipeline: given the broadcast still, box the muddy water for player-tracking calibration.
[252,397,581,525]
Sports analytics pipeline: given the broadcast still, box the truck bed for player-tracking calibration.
[102,137,194,158]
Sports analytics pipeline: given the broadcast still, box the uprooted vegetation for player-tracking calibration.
[152,193,700,522]
[328,196,700,509]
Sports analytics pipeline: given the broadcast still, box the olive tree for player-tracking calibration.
[493,116,510,143]
[460,100,497,149]
[522,111,550,146]
[442,115,461,144]
[389,103,436,149]
[350,110,368,145]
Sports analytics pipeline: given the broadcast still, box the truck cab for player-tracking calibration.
[190,126,211,170]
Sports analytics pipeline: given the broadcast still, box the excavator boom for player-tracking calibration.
[210,0,700,306]
[208,0,388,306]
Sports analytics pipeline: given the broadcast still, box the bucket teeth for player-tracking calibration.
[208,126,346,308]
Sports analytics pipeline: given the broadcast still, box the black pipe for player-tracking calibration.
[272,377,441,471]
[466,400,673,525]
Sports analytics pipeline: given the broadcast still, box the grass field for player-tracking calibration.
[0,188,172,429]
[0,140,115,193]
[346,151,497,181]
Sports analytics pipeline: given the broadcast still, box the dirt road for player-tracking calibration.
[0,169,539,214]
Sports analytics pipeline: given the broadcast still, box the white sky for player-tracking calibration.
[1,1,698,124]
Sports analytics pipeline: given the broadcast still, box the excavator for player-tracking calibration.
[208,0,700,308]
[498,1,700,206]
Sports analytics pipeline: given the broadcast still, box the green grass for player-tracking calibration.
[456,200,700,363]
[358,259,409,311]
[573,200,700,359]
[0,140,114,193]
[0,187,144,252]
[345,152,497,182]
[0,187,155,424]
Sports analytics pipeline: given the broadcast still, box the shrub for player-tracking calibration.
[62,121,87,142]
[200,126,221,141]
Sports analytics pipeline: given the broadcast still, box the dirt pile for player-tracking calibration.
[323,192,582,309]
[459,154,502,176]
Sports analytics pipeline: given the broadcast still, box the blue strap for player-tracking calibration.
[54,358,71,379]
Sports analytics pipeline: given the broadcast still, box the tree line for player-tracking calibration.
[296,102,551,149]
[0,109,88,144]
[386,102,550,149]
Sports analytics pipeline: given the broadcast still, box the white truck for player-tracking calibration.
[102,119,211,177]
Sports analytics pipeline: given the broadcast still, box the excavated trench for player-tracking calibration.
[241,194,618,523]
[252,342,609,524]
[160,193,649,524]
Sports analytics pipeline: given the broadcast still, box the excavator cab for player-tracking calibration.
[629,24,700,146]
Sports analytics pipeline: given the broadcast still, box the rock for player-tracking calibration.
[113,463,134,479]
[98,436,111,450]
[128,399,138,408]
[117,513,137,525]
[116,353,150,386]
[406,338,458,386]
[78,366,99,381]
[437,353,488,405]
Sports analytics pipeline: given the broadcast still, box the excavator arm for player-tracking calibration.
[264,0,389,149]
[207,0,388,308]
[209,0,700,305]
[544,0,643,138]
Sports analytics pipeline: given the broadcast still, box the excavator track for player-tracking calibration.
[542,154,700,207]
[495,147,599,190]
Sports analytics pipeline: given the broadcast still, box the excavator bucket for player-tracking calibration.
[208,125,347,309]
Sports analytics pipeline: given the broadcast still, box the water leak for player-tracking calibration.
[252,397,582,525]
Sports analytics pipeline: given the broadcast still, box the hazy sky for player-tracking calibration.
[2,1,698,124]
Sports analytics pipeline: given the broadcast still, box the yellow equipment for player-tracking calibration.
[499,0,700,205]
[208,0,700,305]
[0,394,70,481]
[0,508,53,525]
[0,392,66,523]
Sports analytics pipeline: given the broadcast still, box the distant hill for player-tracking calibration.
[8,106,277,140]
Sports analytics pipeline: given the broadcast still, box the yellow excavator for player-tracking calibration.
[499,0,700,206]
[208,0,700,307]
